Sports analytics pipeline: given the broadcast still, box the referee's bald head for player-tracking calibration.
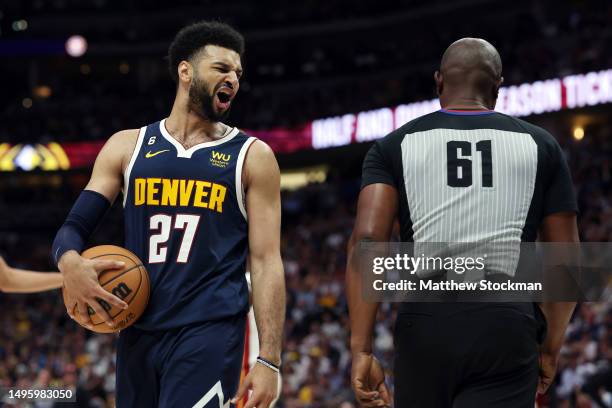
[435,38,504,109]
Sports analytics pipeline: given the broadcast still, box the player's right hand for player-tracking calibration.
[351,351,392,407]
[59,250,128,329]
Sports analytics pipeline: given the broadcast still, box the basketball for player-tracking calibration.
[62,245,150,333]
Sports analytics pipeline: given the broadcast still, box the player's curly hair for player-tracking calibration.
[168,21,244,83]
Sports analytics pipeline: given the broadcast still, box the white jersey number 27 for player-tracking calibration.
[148,214,200,264]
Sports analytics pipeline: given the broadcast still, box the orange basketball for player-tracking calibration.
[62,245,150,333]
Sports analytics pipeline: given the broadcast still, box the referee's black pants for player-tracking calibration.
[394,302,547,408]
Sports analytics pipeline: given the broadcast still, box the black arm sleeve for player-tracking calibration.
[543,143,578,216]
[361,142,396,189]
[51,190,111,266]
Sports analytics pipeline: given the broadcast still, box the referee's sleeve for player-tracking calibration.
[361,142,396,189]
[543,142,578,216]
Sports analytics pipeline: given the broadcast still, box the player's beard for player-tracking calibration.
[188,75,230,122]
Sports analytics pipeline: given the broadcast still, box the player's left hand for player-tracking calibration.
[231,362,279,408]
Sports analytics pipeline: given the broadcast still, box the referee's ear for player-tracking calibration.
[493,76,504,100]
[434,70,443,97]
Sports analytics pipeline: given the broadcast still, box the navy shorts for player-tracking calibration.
[116,314,246,408]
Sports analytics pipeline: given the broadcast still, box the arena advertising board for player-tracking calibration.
[1,69,610,171]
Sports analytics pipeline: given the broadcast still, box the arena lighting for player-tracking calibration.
[65,35,87,57]
[11,20,27,31]
[280,166,328,190]
[0,143,70,171]
[312,68,612,149]
[573,126,585,141]
[119,62,130,74]
[33,85,52,98]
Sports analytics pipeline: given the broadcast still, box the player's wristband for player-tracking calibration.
[256,357,280,373]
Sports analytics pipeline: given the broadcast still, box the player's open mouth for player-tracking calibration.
[215,89,233,111]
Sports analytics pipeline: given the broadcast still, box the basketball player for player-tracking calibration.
[346,38,578,407]
[0,256,62,293]
[52,21,285,408]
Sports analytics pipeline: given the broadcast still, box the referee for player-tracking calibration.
[346,38,578,407]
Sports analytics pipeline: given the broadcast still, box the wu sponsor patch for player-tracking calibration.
[210,151,231,168]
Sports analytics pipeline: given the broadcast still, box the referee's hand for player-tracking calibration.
[537,351,559,395]
[351,352,391,407]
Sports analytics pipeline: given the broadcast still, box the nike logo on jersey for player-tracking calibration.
[145,149,170,158]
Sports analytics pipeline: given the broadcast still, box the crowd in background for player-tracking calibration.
[1,0,611,142]
[0,120,611,407]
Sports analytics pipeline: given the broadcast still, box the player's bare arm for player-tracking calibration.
[232,140,285,408]
[536,212,579,395]
[0,256,63,293]
[346,183,397,408]
[55,129,138,329]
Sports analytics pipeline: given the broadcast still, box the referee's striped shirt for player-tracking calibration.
[361,108,578,278]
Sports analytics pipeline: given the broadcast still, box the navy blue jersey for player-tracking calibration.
[122,119,255,330]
